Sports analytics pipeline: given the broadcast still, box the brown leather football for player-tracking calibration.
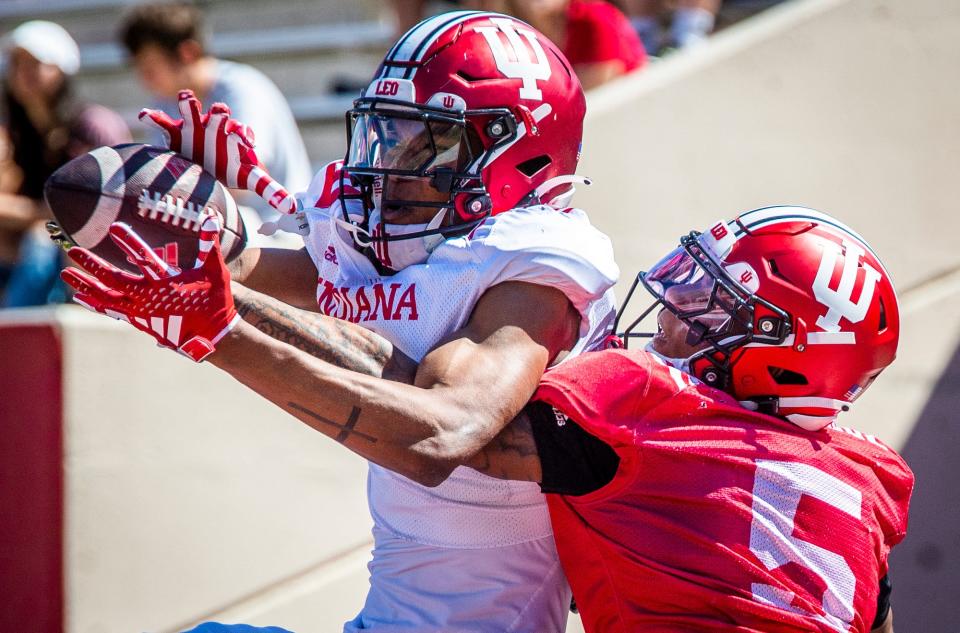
[44,143,246,271]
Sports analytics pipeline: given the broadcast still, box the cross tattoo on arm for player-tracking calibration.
[287,402,378,444]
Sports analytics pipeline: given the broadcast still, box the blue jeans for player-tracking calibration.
[181,624,295,633]
[1,226,65,307]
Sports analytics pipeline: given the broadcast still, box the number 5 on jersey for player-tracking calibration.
[749,459,862,632]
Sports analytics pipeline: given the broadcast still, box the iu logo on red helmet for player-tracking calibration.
[338,11,586,273]
[617,205,899,431]
[811,237,882,337]
[474,17,552,101]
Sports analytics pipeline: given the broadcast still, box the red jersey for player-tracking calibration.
[534,349,913,633]
[564,1,647,73]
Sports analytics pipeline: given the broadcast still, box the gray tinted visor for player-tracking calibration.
[643,244,748,337]
[348,111,469,173]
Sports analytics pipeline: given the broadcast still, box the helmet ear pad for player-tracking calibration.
[717,346,814,402]
[448,118,500,221]
[455,193,493,219]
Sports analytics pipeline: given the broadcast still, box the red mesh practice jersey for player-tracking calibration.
[534,349,913,633]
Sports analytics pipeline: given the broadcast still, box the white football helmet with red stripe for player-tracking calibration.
[340,11,586,272]
[617,206,900,430]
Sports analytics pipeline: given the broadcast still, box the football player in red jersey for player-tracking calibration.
[457,205,913,633]
[370,203,910,633]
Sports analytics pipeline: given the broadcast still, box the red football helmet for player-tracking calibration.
[617,206,900,430]
[340,11,586,270]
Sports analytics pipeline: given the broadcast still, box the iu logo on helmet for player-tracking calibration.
[811,238,881,337]
[474,17,552,101]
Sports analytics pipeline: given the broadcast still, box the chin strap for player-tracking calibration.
[737,397,841,431]
[533,175,592,209]
[333,213,374,248]
[259,197,310,236]
[334,206,448,271]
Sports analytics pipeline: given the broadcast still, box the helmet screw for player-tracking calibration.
[796,344,806,352]
[704,370,718,384]
[759,319,775,334]
[469,199,483,213]
[487,120,507,138]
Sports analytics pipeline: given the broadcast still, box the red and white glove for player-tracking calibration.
[139,89,297,217]
[61,215,241,363]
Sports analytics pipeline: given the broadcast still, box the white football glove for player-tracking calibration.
[139,90,301,224]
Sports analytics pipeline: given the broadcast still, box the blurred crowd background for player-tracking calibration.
[0,0,784,308]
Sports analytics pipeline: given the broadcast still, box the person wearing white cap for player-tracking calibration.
[6,20,81,76]
[0,20,130,307]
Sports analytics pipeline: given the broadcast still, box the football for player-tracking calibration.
[44,143,246,271]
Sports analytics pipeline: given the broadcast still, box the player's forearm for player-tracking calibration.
[231,282,417,383]
[223,297,547,484]
[213,282,564,485]
[209,319,494,485]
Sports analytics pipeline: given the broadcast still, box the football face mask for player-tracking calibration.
[341,99,516,272]
[618,233,788,383]
[347,106,481,185]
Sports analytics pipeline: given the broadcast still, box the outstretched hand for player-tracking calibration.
[61,214,240,362]
[139,90,298,217]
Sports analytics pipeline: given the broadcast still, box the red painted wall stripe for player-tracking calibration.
[0,324,64,633]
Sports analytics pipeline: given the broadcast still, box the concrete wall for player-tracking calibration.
[580,0,960,296]
[0,308,373,633]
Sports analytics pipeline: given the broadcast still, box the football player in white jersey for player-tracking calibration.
[63,11,618,632]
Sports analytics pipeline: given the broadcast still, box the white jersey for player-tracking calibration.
[299,163,619,632]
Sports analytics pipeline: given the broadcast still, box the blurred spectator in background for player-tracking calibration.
[388,1,467,38]
[118,1,312,241]
[0,20,130,307]
[390,0,433,38]
[0,127,21,294]
[470,0,646,89]
[617,0,721,55]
